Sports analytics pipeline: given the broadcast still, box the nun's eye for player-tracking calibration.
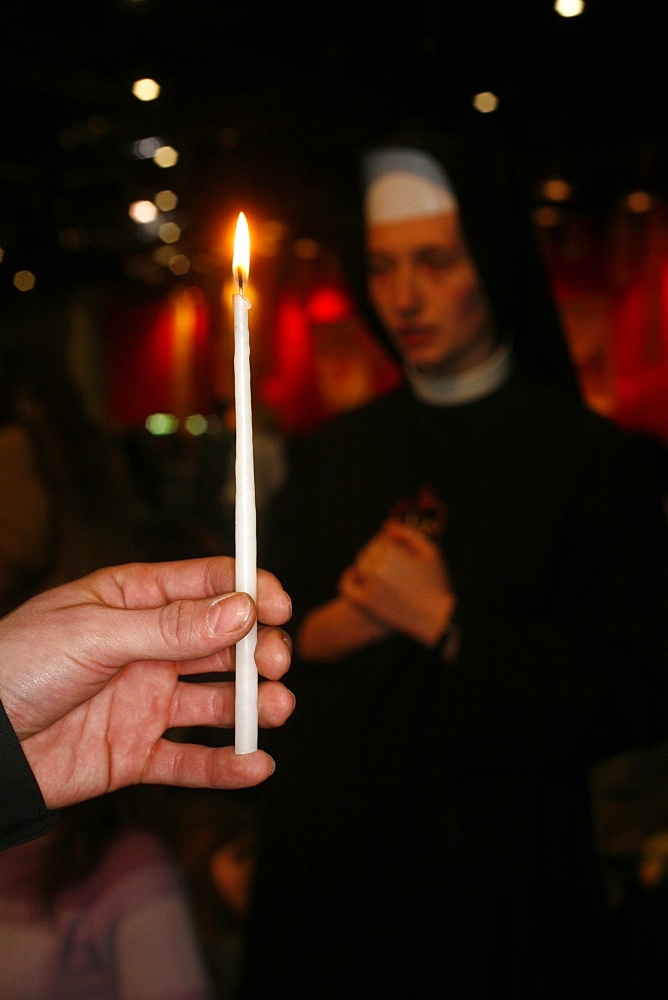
[416,248,462,271]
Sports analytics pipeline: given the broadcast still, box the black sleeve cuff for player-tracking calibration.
[0,699,59,850]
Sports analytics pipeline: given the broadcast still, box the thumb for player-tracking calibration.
[117,591,256,664]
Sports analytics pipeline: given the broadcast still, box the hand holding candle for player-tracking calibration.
[232,212,258,754]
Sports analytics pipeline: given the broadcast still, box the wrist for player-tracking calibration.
[424,593,457,646]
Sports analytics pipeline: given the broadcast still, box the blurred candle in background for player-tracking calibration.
[232,212,258,754]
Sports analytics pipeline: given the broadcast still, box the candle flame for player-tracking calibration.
[233,212,250,291]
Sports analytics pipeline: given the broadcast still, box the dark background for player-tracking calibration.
[1,0,665,300]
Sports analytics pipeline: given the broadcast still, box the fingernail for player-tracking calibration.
[207,593,253,635]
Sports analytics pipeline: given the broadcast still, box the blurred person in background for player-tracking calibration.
[165,788,259,1000]
[0,336,142,616]
[0,789,216,1000]
[608,828,668,998]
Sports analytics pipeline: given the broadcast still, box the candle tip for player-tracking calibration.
[233,212,250,288]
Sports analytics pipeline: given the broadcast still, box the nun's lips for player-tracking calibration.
[395,325,436,348]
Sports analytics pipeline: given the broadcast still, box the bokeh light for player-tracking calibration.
[13,270,36,291]
[154,145,179,168]
[129,200,159,224]
[472,91,499,113]
[132,78,161,101]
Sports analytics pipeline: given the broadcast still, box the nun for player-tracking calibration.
[239,127,668,999]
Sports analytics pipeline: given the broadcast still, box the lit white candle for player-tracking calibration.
[232,212,258,754]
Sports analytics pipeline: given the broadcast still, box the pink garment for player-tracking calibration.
[0,826,214,1000]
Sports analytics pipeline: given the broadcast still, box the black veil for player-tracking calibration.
[321,120,581,397]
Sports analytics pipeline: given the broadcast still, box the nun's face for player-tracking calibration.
[365,210,496,376]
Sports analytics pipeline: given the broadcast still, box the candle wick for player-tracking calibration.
[236,266,244,293]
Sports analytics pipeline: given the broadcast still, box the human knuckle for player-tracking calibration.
[158,600,197,652]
